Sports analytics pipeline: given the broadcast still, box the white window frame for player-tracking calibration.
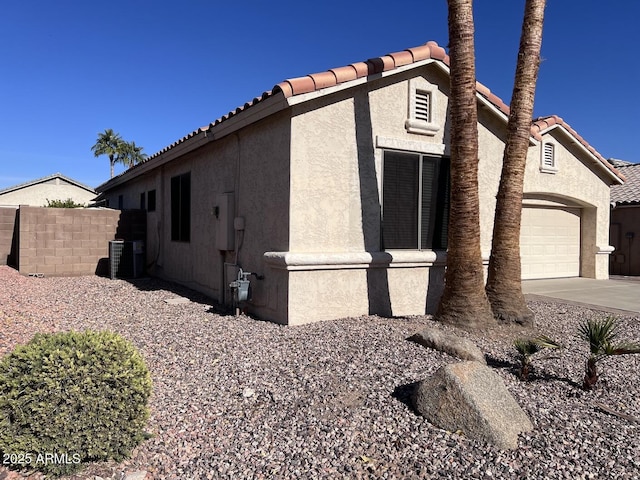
[540,141,558,174]
[405,77,440,136]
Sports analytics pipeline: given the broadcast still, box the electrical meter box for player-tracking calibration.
[216,192,235,251]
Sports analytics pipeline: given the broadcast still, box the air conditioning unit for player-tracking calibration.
[109,240,144,279]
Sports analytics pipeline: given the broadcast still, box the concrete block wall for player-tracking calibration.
[0,207,17,265]
[16,207,146,276]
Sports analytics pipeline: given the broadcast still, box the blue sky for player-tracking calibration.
[1,1,638,190]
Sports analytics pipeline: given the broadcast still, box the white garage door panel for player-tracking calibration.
[520,207,580,280]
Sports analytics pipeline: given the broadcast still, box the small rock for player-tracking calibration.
[408,327,486,363]
[123,471,148,480]
[165,297,190,305]
[243,387,255,398]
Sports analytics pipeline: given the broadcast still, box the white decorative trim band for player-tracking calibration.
[376,136,445,155]
[597,245,615,255]
[263,250,447,271]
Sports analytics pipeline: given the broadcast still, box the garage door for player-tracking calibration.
[520,206,580,279]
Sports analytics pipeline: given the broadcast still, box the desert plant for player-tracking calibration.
[577,316,640,390]
[45,198,85,208]
[0,330,152,476]
[514,335,562,380]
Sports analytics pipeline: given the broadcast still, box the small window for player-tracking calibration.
[118,195,123,210]
[140,192,146,210]
[148,190,156,212]
[171,173,191,242]
[540,142,557,173]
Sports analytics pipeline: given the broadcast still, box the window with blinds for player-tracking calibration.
[382,151,450,250]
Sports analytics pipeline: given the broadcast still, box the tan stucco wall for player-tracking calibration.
[281,66,454,323]
[0,180,96,207]
[101,112,292,322]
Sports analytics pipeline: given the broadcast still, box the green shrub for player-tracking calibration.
[0,330,152,476]
[45,198,85,208]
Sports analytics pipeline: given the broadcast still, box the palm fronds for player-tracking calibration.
[514,335,563,380]
[578,316,640,390]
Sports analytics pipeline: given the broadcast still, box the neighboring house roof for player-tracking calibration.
[0,173,96,196]
[611,163,640,205]
[97,40,623,191]
[608,158,634,168]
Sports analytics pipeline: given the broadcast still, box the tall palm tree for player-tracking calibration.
[121,141,147,168]
[485,0,546,326]
[435,0,495,329]
[91,129,123,178]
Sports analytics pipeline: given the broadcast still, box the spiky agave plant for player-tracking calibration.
[577,316,640,390]
[514,335,563,380]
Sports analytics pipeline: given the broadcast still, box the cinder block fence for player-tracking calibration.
[0,206,145,276]
[0,208,17,266]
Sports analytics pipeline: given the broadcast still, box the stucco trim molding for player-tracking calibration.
[375,136,445,156]
[264,250,447,271]
[597,245,615,255]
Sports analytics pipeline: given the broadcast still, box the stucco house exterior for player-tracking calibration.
[95,41,623,325]
[0,173,96,208]
[609,161,640,276]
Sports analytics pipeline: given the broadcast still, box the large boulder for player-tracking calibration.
[409,327,486,364]
[413,361,532,449]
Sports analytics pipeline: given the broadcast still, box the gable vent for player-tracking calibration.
[543,143,555,168]
[415,91,430,123]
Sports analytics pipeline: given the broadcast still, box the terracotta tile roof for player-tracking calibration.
[611,163,640,204]
[104,40,622,186]
[275,41,448,97]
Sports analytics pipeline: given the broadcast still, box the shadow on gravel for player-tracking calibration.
[527,371,582,389]
[486,355,582,389]
[392,382,420,414]
[114,276,234,316]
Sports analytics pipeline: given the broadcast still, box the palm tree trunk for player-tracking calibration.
[435,0,494,329]
[485,0,546,325]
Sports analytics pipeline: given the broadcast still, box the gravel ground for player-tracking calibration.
[0,265,639,479]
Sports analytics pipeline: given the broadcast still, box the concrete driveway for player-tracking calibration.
[522,277,640,315]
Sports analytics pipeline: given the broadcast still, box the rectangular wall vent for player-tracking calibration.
[415,91,431,123]
[543,143,555,168]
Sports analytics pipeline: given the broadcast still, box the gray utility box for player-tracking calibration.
[109,240,144,279]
